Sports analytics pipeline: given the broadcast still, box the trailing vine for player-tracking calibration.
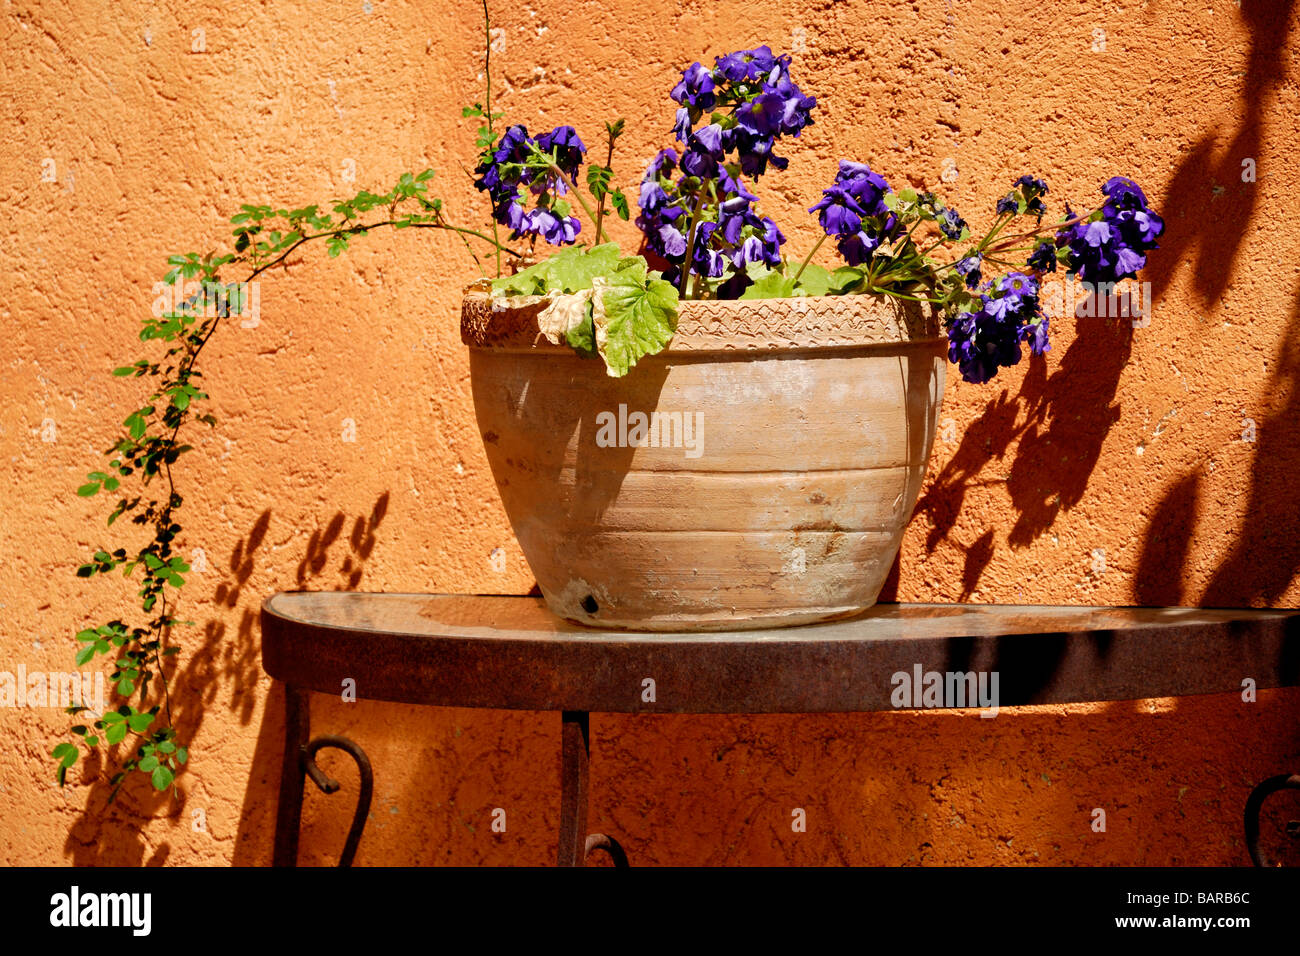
[54,2,535,800]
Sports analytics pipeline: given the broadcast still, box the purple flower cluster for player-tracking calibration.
[636,148,785,286]
[946,272,1050,384]
[1054,176,1164,283]
[671,46,816,179]
[997,175,1048,219]
[808,161,900,266]
[473,124,587,245]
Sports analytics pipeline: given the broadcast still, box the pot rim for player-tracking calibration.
[461,287,944,353]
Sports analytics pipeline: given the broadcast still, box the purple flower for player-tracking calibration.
[732,129,786,177]
[680,146,719,179]
[1022,317,1051,356]
[996,193,1019,216]
[810,161,900,268]
[737,92,789,137]
[945,271,1047,384]
[536,126,586,177]
[810,184,865,236]
[526,208,581,245]
[835,162,893,217]
[1055,177,1164,284]
[672,107,693,143]
[671,62,718,111]
[1102,176,1149,208]
[769,73,816,135]
[1027,240,1057,273]
[938,207,966,241]
[653,221,688,258]
[639,179,671,212]
[1015,175,1048,194]
[956,254,983,289]
[646,149,679,178]
[692,123,725,154]
[474,124,590,246]
[1012,175,1048,216]
[642,45,814,292]
[715,46,777,82]
[1082,220,1111,247]
[474,124,532,200]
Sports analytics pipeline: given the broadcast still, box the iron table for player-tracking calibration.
[259,593,1300,866]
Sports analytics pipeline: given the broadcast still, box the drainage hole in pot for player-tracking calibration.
[581,594,599,615]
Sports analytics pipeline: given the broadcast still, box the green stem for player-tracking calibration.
[870,288,945,305]
[547,163,609,244]
[594,132,616,243]
[977,211,1013,253]
[481,0,501,276]
[792,233,827,284]
[985,212,1088,255]
[677,191,708,298]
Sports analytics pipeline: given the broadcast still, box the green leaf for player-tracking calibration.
[175,747,188,765]
[740,267,796,300]
[105,722,127,745]
[151,765,174,790]
[586,164,612,198]
[52,742,78,768]
[139,755,159,772]
[74,644,95,666]
[610,190,630,221]
[595,266,679,377]
[791,262,834,297]
[76,482,100,497]
[547,244,623,293]
[829,265,869,294]
[565,312,596,353]
[127,712,155,733]
[492,243,624,297]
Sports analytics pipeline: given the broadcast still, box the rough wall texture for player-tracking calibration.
[2,0,1298,865]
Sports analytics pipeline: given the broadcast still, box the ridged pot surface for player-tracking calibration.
[462,291,946,631]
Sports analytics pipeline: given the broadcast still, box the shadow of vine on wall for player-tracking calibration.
[63,494,389,865]
[894,0,1296,606]
[891,307,1132,601]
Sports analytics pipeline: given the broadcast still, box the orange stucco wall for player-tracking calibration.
[3,0,1298,866]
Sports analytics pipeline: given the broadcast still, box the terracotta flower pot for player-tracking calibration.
[462,290,946,631]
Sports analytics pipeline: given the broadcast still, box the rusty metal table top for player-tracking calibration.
[260,593,1300,714]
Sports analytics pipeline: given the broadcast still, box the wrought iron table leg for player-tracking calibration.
[558,710,628,867]
[272,683,375,867]
[1245,772,1300,867]
[273,684,310,867]
[302,736,373,867]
